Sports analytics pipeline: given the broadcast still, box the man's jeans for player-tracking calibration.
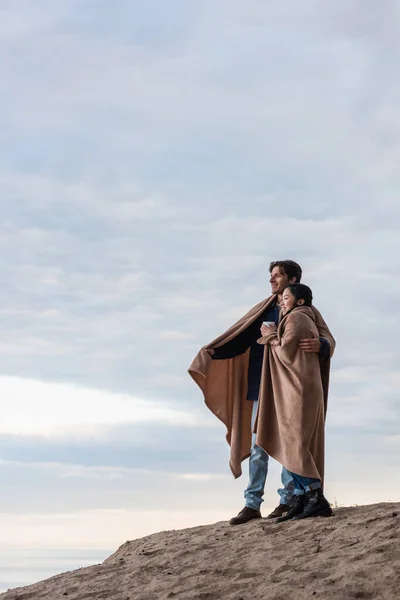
[244,400,294,511]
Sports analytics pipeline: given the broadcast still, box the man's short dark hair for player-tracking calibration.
[269,260,302,283]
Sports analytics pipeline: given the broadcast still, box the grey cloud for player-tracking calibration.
[0,421,228,474]
[0,460,233,514]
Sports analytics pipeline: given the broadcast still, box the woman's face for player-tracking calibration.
[281,288,297,314]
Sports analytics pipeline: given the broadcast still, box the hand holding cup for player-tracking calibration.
[260,321,277,336]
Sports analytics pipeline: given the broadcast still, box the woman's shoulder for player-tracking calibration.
[285,307,316,326]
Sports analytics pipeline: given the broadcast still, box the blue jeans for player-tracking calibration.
[290,472,321,495]
[244,400,294,510]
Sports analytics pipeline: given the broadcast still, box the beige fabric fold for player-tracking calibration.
[256,305,325,480]
[188,294,335,478]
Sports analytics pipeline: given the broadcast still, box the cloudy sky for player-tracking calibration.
[1,0,400,586]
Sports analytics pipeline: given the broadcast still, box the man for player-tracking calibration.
[188,260,335,524]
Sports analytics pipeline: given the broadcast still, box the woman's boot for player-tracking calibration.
[292,488,333,520]
[276,494,305,523]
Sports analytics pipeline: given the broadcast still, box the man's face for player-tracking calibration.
[269,266,292,295]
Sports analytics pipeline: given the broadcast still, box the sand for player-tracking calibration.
[1,502,399,600]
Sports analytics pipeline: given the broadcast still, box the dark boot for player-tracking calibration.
[292,488,333,520]
[276,494,305,523]
[266,503,290,519]
[229,506,261,525]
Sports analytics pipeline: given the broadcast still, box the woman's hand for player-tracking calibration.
[204,348,215,356]
[260,323,277,337]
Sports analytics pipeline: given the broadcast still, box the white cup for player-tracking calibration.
[262,321,275,327]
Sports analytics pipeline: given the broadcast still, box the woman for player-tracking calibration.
[257,283,332,522]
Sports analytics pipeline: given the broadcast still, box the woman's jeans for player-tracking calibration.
[289,472,321,495]
[244,400,294,511]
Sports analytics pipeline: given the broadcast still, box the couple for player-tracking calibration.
[188,260,335,523]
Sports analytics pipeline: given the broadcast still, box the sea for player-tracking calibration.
[0,548,112,594]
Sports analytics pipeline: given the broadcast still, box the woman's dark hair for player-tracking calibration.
[285,283,313,307]
[269,260,302,283]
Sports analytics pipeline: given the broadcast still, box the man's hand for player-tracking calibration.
[204,348,215,356]
[260,323,277,336]
[300,337,321,353]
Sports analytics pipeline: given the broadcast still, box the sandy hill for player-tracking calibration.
[1,502,399,600]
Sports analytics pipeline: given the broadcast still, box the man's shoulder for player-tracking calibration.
[311,304,328,326]
[256,294,275,307]
[244,295,275,316]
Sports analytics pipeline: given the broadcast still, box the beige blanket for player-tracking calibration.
[256,306,325,480]
[188,295,335,478]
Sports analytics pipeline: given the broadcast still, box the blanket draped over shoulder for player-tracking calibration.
[256,305,325,480]
[188,295,335,478]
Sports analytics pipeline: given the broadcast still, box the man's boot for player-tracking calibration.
[292,488,333,520]
[229,507,261,525]
[276,494,305,523]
